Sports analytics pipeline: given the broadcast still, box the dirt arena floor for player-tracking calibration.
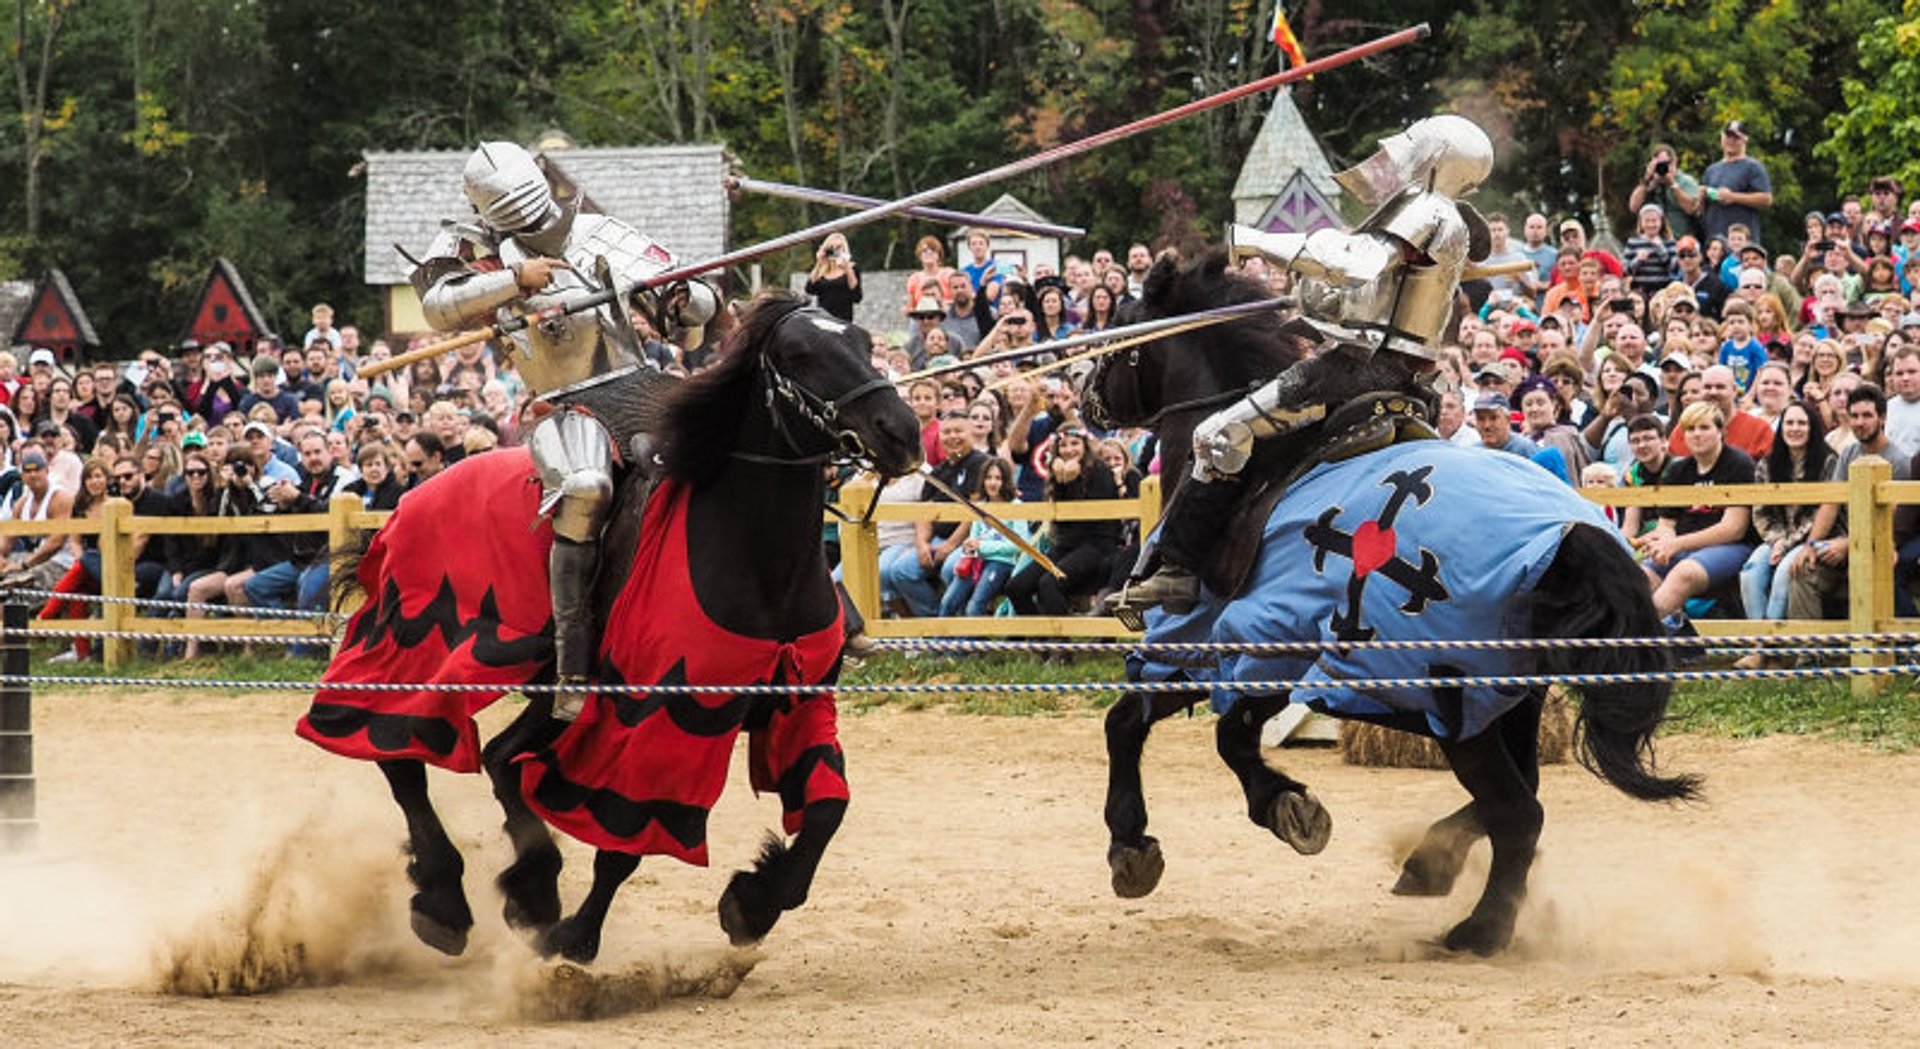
[3,688,1918,1047]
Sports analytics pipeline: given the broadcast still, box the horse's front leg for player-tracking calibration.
[719,692,850,946]
[482,688,569,933]
[1216,692,1330,855]
[718,796,846,946]
[1434,705,1543,956]
[1105,687,1198,898]
[379,758,474,956]
[537,849,641,964]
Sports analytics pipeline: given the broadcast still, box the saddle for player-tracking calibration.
[1199,391,1437,601]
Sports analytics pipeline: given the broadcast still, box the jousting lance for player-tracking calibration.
[895,296,1296,388]
[363,22,1430,382]
[726,176,1085,239]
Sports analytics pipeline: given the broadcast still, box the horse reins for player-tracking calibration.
[735,305,899,472]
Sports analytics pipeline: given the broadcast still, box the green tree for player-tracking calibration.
[1818,3,1920,199]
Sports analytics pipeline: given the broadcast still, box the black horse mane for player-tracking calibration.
[651,291,811,488]
[1131,250,1306,369]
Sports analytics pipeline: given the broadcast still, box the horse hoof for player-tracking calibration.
[1108,837,1165,898]
[536,917,602,965]
[1267,791,1332,856]
[497,845,564,930]
[1391,852,1459,897]
[1441,914,1512,957]
[718,870,779,947]
[409,907,470,957]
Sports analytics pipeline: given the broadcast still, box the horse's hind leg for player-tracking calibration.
[1105,687,1198,898]
[379,759,474,956]
[1434,703,1544,956]
[1392,690,1542,897]
[1217,692,1330,856]
[538,849,641,965]
[482,689,568,932]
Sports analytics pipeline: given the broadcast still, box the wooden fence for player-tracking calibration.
[836,474,1163,640]
[7,457,1918,691]
[0,495,384,668]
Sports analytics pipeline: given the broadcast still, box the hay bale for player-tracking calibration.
[1339,687,1573,768]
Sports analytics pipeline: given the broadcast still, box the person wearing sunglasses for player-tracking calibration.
[154,451,219,638]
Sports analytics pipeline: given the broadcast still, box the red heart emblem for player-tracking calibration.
[1351,520,1396,577]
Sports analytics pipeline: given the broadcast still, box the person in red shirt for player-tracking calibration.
[1668,363,1774,459]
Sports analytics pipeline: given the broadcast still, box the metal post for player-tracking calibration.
[0,598,35,851]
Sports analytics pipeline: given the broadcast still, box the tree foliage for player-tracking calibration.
[0,0,1905,350]
[1819,2,1920,198]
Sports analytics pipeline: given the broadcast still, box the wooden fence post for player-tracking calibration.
[1138,474,1163,538]
[1847,456,1893,698]
[327,494,364,628]
[838,475,882,628]
[98,497,134,669]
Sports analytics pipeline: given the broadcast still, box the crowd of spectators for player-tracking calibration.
[830,230,1161,627]
[20,120,1916,658]
[825,121,1920,653]
[0,302,561,662]
[1428,122,1920,663]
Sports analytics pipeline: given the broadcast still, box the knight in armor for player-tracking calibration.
[1110,115,1495,617]
[412,141,718,716]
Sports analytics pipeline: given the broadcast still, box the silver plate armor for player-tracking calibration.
[526,408,615,542]
[1197,115,1495,480]
[412,142,717,399]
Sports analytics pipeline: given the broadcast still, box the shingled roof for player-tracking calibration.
[1232,88,1340,224]
[361,144,730,285]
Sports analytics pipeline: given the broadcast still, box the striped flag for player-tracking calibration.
[1270,3,1307,69]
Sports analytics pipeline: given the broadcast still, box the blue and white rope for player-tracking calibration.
[13,662,1920,695]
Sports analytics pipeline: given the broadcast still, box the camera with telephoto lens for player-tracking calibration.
[1654,159,1671,177]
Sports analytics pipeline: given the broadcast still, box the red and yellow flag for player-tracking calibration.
[1270,3,1307,69]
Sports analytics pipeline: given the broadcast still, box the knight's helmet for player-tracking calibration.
[463,141,558,235]
[1335,115,1494,203]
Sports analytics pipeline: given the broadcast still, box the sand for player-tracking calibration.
[2,688,1917,1046]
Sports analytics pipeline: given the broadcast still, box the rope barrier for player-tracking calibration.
[13,662,1920,696]
[865,633,1920,655]
[3,587,342,622]
[28,628,330,646]
[6,623,1917,659]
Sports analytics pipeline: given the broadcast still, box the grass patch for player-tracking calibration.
[27,642,328,694]
[1667,675,1920,752]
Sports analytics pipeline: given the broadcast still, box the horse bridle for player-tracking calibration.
[734,305,898,470]
[1087,344,1252,431]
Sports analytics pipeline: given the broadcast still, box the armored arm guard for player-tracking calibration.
[1228,224,1402,288]
[411,231,523,333]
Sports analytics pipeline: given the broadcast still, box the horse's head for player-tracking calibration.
[655,293,924,486]
[1084,251,1302,433]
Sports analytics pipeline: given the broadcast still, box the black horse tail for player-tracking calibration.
[1530,522,1703,803]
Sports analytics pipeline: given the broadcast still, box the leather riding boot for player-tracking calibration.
[548,537,601,721]
[1104,477,1239,627]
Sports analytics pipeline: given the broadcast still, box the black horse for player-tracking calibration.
[300,294,922,963]
[1084,254,1700,955]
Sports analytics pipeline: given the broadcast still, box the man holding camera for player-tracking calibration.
[1627,142,1702,240]
[1702,120,1774,245]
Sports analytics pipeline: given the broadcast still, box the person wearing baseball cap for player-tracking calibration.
[1703,119,1773,246]
[1469,390,1537,458]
